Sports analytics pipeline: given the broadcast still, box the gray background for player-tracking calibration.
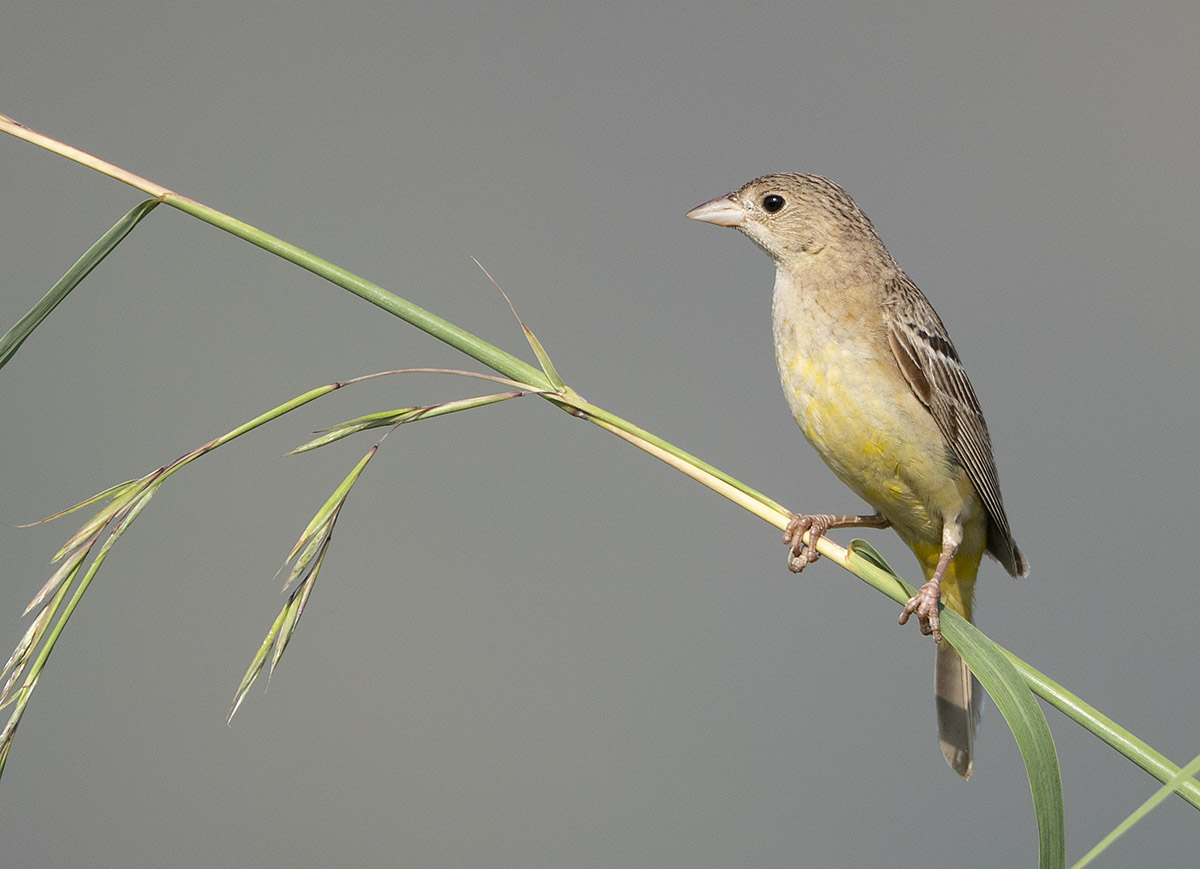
[2,2,1198,866]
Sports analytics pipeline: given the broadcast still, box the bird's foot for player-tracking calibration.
[783,514,838,573]
[899,581,943,643]
[783,512,890,573]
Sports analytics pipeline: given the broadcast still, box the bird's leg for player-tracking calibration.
[899,527,961,643]
[784,512,891,573]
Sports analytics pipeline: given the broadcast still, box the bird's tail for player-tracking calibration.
[929,552,982,779]
[936,642,982,779]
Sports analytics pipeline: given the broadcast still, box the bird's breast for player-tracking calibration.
[771,279,977,546]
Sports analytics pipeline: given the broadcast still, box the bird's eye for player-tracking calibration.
[762,194,785,213]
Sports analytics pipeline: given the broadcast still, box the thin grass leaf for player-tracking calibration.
[283,448,372,589]
[294,407,426,450]
[518,319,565,390]
[0,618,43,690]
[290,407,432,454]
[1,483,159,717]
[0,678,37,779]
[1,376,356,763]
[0,513,132,775]
[835,516,1200,812]
[0,564,78,709]
[285,524,333,583]
[1003,650,1200,810]
[20,481,144,565]
[300,447,373,546]
[233,446,376,719]
[3,531,99,707]
[474,257,566,390]
[3,375,374,755]
[284,466,359,564]
[849,540,1065,869]
[950,622,1064,869]
[286,502,338,564]
[1073,751,1200,868]
[272,592,305,674]
[291,556,319,623]
[290,391,525,453]
[39,475,158,562]
[17,478,143,528]
[272,542,327,675]
[0,200,159,371]
[23,534,96,615]
[228,604,290,723]
[0,613,50,705]
[106,481,159,540]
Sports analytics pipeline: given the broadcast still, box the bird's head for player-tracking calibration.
[687,173,892,282]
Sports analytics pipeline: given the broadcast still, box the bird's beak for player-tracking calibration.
[686,194,745,228]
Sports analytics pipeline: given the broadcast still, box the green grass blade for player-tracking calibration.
[232,447,377,719]
[949,618,1064,869]
[1001,650,1200,810]
[20,477,142,528]
[0,506,140,777]
[290,391,525,453]
[271,544,325,674]
[1,552,82,708]
[285,447,374,563]
[1073,751,1200,867]
[522,322,565,389]
[849,540,1065,869]
[0,200,158,370]
[23,538,94,616]
[473,257,566,389]
[228,604,289,723]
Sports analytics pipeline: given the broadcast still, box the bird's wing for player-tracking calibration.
[883,276,1026,576]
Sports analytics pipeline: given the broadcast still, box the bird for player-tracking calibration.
[686,174,1028,779]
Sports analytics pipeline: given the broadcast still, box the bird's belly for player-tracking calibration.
[776,338,974,547]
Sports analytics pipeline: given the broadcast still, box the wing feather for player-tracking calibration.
[884,277,1028,577]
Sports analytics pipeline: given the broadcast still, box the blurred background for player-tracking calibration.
[2,2,1198,866]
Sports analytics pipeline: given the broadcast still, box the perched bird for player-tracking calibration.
[687,174,1028,779]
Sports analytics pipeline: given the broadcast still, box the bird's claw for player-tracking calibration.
[784,514,834,574]
[899,581,943,643]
